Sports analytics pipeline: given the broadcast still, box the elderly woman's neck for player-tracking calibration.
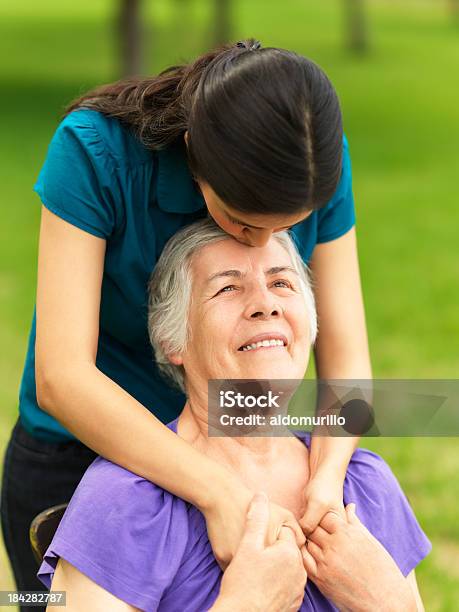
[178,399,310,518]
[177,399,299,464]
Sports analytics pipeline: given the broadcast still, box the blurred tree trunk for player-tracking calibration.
[344,0,368,54]
[214,0,232,46]
[450,0,459,24]
[118,0,143,77]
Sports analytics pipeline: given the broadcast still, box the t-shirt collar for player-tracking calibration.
[156,137,206,214]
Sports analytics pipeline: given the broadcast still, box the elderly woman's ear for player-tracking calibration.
[167,352,184,366]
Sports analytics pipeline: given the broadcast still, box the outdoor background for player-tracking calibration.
[0,0,458,609]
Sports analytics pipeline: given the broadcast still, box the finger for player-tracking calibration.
[276,527,304,567]
[277,524,297,544]
[239,491,270,550]
[319,510,346,534]
[290,593,306,612]
[283,517,306,548]
[306,539,323,562]
[307,525,329,549]
[287,567,308,611]
[299,501,323,535]
[301,545,318,577]
[345,502,359,525]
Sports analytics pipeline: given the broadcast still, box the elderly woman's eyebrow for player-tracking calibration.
[268,266,299,276]
[205,266,299,285]
[206,270,243,285]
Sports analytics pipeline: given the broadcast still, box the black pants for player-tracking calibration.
[1,417,98,612]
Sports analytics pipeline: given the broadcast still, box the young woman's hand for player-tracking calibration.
[299,463,346,535]
[302,504,418,612]
[203,480,305,569]
[211,492,307,612]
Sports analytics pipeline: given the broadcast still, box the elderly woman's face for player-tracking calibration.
[171,237,311,383]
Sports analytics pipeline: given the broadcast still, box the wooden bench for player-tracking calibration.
[29,504,68,565]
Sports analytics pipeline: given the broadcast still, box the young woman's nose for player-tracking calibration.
[242,227,273,247]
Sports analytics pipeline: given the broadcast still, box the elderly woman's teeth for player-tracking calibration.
[242,339,284,351]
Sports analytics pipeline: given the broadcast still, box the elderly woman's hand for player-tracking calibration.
[302,504,418,612]
[204,480,306,569]
[212,492,307,612]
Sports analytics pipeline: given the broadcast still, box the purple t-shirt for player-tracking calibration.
[37,420,431,611]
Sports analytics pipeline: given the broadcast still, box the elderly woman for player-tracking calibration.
[37,219,430,611]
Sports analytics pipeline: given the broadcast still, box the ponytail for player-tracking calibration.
[64,41,253,149]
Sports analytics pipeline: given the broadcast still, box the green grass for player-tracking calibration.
[1,0,458,607]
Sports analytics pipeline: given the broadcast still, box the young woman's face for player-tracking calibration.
[198,181,312,248]
[183,133,311,245]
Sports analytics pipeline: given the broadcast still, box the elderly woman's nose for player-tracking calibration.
[243,286,283,319]
[249,305,281,319]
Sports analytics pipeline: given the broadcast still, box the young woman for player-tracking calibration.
[0,38,371,606]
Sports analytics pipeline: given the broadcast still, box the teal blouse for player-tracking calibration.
[20,109,355,442]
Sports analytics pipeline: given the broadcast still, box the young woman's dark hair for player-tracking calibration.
[66,38,343,215]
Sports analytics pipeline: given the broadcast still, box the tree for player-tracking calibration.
[449,0,459,24]
[343,0,368,54]
[214,0,232,46]
[118,0,143,77]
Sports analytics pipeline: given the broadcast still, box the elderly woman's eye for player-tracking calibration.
[273,279,293,289]
[217,284,237,295]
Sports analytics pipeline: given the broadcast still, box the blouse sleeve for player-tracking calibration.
[344,447,432,576]
[37,457,190,611]
[33,110,123,239]
[316,134,356,243]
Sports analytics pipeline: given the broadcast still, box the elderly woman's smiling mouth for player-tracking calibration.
[237,332,289,352]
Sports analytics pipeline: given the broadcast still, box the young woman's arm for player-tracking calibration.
[35,206,304,565]
[300,227,372,533]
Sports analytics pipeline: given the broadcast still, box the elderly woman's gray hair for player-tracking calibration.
[148,218,317,392]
